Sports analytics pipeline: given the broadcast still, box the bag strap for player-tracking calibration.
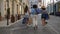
[34,8,38,14]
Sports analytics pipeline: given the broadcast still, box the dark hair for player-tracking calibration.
[33,5,37,8]
[41,8,46,10]
[24,5,28,13]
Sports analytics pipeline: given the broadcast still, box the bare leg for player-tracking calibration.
[34,15,38,30]
[42,18,46,26]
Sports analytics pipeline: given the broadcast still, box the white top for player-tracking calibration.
[25,11,29,18]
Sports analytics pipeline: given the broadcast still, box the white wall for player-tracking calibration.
[0,0,5,17]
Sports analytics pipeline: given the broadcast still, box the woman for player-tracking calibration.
[31,5,38,30]
[23,5,30,25]
[41,6,49,26]
[24,6,32,27]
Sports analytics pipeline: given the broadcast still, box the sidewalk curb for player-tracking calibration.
[0,18,23,27]
[7,18,23,27]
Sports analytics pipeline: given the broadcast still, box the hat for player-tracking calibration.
[41,6,45,8]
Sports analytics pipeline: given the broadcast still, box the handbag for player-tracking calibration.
[28,17,32,25]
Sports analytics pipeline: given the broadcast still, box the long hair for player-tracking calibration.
[24,5,28,13]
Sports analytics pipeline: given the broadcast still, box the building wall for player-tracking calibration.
[47,1,60,14]
[0,0,5,17]
[0,0,21,18]
[58,2,60,12]
[22,0,29,6]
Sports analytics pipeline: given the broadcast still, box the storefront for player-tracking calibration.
[58,2,60,12]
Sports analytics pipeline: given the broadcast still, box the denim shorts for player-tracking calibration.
[41,14,49,20]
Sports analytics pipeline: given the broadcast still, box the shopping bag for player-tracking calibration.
[28,17,32,25]
[22,18,26,24]
[22,17,28,24]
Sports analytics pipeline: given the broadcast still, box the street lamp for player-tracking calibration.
[0,11,1,17]
[6,0,10,25]
[16,4,18,20]
[53,0,55,15]
[0,5,2,21]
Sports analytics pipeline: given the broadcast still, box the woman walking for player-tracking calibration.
[23,5,30,26]
[31,5,38,30]
[41,6,49,26]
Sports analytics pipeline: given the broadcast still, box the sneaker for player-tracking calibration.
[34,26,38,30]
[34,27,35,30]
[45,22,48,24]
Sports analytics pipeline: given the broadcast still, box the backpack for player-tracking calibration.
[31,8,41,15]
[35,9,39,14]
